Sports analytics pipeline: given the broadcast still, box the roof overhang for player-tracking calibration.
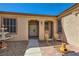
[0,11,58,17]
[58,3,79,18]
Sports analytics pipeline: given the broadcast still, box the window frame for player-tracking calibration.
[1,17,17,34]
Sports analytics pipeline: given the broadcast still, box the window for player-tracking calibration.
[58,19,62,32]
[2,18,16,33]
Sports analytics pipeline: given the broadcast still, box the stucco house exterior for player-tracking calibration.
[59,4,79,47]
[0,12,58,41]
[1,3,79,48]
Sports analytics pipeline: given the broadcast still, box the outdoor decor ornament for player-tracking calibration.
[59,43,68,56]
[0,24,8,49]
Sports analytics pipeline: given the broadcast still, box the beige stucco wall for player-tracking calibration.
[0,13,58,41]
[61,10,79,47]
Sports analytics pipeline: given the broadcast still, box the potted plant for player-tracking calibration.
[54,33,59,48]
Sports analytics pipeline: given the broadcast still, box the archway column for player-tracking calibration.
[26,20,28,40]
[39,20,45,41]
[53,21,58,38]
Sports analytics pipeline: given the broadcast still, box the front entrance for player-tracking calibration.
[28,20,39,38]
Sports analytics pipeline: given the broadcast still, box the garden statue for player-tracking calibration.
[59,43,68,56]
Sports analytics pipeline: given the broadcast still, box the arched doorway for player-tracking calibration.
[45,21,53,38]
[28,20,39,38]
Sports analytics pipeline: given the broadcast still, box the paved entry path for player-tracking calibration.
[24,39,61,56]
[40,46,61,56]
[24,39,42,56]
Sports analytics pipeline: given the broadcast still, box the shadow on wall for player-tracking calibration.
[64,51,79,56]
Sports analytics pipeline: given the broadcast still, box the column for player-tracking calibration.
[26,20,28,41]
[39,20,45,41]
[53,21,58,37]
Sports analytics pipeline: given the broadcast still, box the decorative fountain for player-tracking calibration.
[0,25,8,49]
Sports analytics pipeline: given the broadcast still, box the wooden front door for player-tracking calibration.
[29,20,39,38]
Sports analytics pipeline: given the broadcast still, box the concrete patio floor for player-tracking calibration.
[24,39,79,56]
[0,41,28,56]
[0,39,79,56]
[24,39,61,56]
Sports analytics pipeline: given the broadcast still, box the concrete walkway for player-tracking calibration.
[24,39,42,56]
[24,39,62,56]
[40,46,61,56]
